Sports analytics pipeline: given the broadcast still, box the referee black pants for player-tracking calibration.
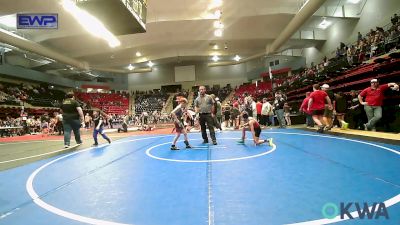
[199,114,216,141]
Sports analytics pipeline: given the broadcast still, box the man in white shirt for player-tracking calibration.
[261,98,272,126]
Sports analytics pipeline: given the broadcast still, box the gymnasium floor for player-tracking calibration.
[0,128,399,225]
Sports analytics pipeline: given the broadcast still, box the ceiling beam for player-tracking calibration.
[208,0,328,67]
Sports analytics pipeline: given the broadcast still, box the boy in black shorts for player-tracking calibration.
[170,98,192,150]
[238,112,273,146]
[92,111,111,146]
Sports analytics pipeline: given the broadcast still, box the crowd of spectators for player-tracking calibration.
[275,13,400,94]
[75,92,129,115]
[134,90,168,115]
[0,82,66,107]
[0,112,64,137]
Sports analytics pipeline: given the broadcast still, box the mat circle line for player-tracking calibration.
[145,138,276,163]
[25,132,400,225]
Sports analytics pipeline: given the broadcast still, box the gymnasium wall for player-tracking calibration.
[128,62,247,91]
[246,56,306,80]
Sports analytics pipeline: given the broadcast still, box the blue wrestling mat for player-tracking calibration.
[0,129,399,225]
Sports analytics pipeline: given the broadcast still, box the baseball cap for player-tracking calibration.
[370,79,378,83]
[321,84,330,89]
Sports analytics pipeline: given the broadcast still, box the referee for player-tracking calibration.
[194,86,217,145]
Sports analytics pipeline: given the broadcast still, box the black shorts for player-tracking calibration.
[324,106,333,117]
[254,126,261,137]
[313,109,325,116]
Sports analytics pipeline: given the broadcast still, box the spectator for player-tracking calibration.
[300,92,314,128]
[391,14,398,25]
[256,99,263,123]
[308,84,333,133]
[358,79,399,131]
[215,97,223,127]
[283,102,291,126]
[334,92,349,129]
[321,84,335,130]
[273,92,286,128]
[260,98,271,126]
[223,104,231,128]
[347,90,364,130]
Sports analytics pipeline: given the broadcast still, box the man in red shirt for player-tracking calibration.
[256,99,263,123]
[307,84,333,133]
[300,92,314,128]
[233,99,239,109]
[358,79,399,131]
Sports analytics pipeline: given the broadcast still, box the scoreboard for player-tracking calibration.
[76,0,147,35]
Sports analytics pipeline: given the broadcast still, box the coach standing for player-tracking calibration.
[194,86,217,145]
[61,92,84,148]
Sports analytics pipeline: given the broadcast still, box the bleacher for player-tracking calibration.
[0,81,66,107]
[285,58,400,110]
[191,86,232,107]
[75,92,129,115]
[234,82,273,101]
[135,93,167,115]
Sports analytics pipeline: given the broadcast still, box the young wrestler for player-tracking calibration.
[92,111,111,146]
[170,98,192,150]
[237,112,273,146]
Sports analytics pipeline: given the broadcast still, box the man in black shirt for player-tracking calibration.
[347,90,365,130]
[60,92,84,148]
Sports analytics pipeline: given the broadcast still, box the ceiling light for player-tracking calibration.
[212,55,219,62]
[213,20,224,29]
[148,61,154,67]
[210,0,223,8]
[61,0,120,48]
[234,55,241,62]
[136,51,141,57]
[0,15,16,28]
[318,18,332,30]
[214,29,223,37]
[128,64,134,70]
[214,10,222,19]
[347,0,361,4]
[213,44,219,50]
